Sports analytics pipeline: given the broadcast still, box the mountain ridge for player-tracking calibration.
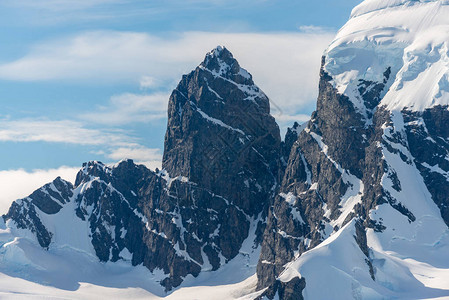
[2,46,280,293]
[255,0,449,298]
[2,1,449,298]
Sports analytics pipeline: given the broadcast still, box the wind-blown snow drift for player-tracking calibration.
[325,0,449,112]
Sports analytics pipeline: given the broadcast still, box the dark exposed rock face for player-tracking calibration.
[257,276,306,300]
[2,46,280,291]
[5,177,74,248]
[354,219,375,281]
[279,122,305,181]
[282,122,302,159]
[255,57,449,297]
[257,59,378,291]
[163,46,281,217]
[403,106,449,226]
[4,160,253,291]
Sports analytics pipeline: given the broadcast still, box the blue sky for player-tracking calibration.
[0,0,361,210]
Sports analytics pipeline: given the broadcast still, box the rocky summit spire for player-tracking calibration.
[200,46,255,86]
[2,46,284,292]
[163,46,281,217]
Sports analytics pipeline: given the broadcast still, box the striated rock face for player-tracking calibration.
[278,122,304,181]
[163,46,281,217]
[252,0,449,297]
[403,106,449,226]
[257,59,379,293]
[256,56,449,298]
[2,46,280,291]
[5,177,74,248]
[5,159,259,290]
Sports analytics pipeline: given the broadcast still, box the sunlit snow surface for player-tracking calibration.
[0,210,263,299]
[325,0,449,112]
[277,1,449,299]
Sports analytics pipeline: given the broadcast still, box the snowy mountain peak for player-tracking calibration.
[202,45,234,70]
[207,45,226,57]
[2,2,449,298]
[163,46,280,216]
[256,1,449,298]
[200,45,254,85]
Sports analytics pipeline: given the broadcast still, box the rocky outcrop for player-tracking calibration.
[278,122,305,182]
[163,46,281,217]
[255,55,449,297]
[257,59,377,291]
[2,46,281,291]
[403,106,449,226]
[5,177,74,248]
[4,158,254,291]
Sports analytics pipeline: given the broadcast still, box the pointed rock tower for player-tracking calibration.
[163,46,281,217]
[2,46,282,292]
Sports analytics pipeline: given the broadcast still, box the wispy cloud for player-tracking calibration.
[0,0,268,28]
[298,25,334,34]
[139,76,159,89]
[3,0,267,14]
[0,30,334,113]
[0,119,131,145]
[107,146,162,170]
[80,92,169,125]
[274,113,310,123]
[0,119,162,169]
[0,29,333,164]
[3,0,263,11]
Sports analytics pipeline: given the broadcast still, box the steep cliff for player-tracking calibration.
[256,0,449,298]
[2,47,281,291]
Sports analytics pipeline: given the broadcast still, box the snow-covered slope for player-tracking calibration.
[0,163,263,299]
[325,0,449,113]
[256,1,449,299]
[279,218,449,299]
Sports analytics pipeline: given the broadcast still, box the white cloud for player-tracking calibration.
[0,118,163,168]
[139,76,158,89]
[80,92,169,125]
[108,146,162,170]
[0,166,79,214]
[0,30,334,112]
[274,113,310,123]
[108,146,161,161]
[0,119,133,146]
[298,25,333,34]
[272,113,310,137]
